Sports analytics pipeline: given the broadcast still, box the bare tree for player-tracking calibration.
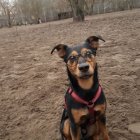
[0,0,16,27]
[16,0,43,24]
[67,0,85,21]
[2,0,139,26]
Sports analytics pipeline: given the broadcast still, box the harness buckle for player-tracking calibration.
[88,101,94,108]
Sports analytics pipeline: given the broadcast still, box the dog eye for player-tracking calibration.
[68,56,78,63]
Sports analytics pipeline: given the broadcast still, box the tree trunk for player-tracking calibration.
[91,0,95,14]
[69,0,85,22]
[7,9,12,27]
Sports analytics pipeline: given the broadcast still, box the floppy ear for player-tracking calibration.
[86,35,105,49]
[51,44,68,58]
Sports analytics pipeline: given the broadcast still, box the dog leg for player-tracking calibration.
[63,119,71,140]
[94,104,109,140]
[98,120,109,140]
[70,127,81,140]
[92,121,100,140]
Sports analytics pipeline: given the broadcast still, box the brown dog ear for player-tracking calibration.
[86,35,105,49]
[51,44,68,58]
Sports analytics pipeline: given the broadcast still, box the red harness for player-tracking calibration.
[65,86,102,124]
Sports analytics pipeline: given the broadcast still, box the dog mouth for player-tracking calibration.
[79,73,93,79]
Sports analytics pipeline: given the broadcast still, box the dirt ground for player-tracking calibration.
[0,9,140,140]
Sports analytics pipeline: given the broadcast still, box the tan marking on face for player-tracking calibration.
[67,51,79,76]
[70,50,78,56]
[81,48,96,62]
[77,76,93,90]
[81,48,88,53]
[71,108,89,124]
[78,48,96,89]
[81,48,96,70]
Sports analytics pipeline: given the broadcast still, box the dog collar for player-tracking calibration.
[67,85,102,108]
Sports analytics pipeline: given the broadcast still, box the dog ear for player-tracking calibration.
[86,35,105,49]
[51,44,68,58]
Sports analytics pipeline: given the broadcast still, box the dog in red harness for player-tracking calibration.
[51,36,110,140]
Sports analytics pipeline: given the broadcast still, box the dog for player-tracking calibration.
[51,35,110,140]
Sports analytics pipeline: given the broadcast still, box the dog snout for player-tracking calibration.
[78,63,89,72]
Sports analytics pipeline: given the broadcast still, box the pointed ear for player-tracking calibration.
[51,44,68,58]
[86,35,105,49]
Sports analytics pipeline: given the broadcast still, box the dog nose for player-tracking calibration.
[78,63,89,72]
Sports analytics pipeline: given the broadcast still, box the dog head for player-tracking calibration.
[51,35,105,90]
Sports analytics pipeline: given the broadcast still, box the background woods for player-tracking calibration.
[0,0,140,26]
[0,0,16,27]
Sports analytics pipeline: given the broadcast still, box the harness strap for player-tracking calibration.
[67,86,102,108]
[64,85,102,126]
[68,88,89,105]
[92,86,102,104]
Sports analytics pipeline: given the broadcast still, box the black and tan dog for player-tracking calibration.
[51,36,110,140]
